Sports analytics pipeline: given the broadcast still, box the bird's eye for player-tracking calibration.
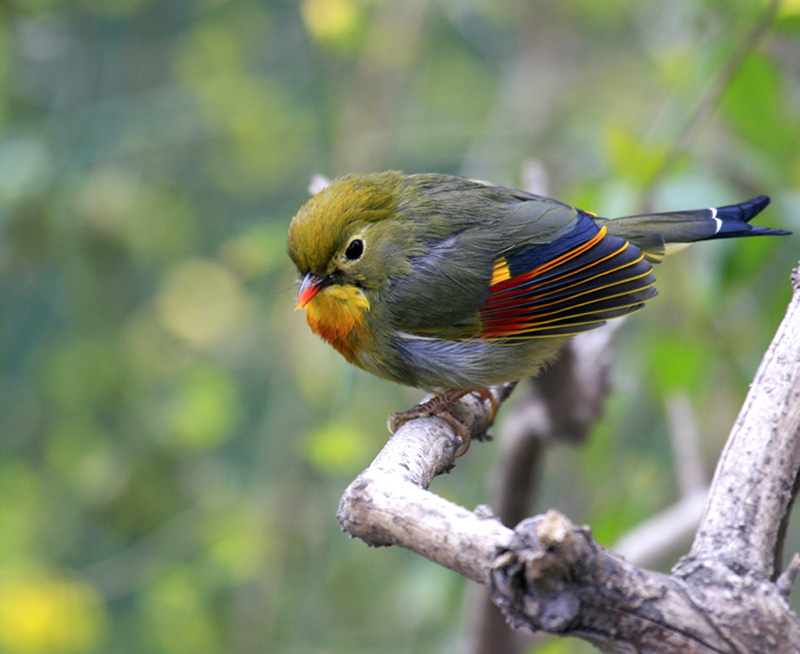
[344,239,364,261]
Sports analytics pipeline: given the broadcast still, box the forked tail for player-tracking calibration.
[599,195,790,262]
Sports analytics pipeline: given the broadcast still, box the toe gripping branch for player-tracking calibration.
[388,385,510,456]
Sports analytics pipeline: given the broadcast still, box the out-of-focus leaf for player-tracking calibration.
[777,0,800,19]
[219,222,289,280]
[0,135,52,202]
[174,22,314,191]
[140,567,220,654]
[0,463,46,562]
[76,170,197,264]
[646,332,710,395]
[45,419,128,506]
[604,123,670,187]
[156,259,246,348]
[201,505,273,584]
[722,52,798,166]
[160,365,242,450]
[0,574,107,652]
[39,338,122,414]
[303,421,371,474]
[300,0,369,51]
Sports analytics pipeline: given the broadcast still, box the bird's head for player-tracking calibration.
[287,172,419,353]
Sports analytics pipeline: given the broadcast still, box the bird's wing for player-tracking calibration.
[390,191,585,336]
[478,212,657,339]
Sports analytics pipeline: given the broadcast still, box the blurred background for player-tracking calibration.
[0,0,798,652]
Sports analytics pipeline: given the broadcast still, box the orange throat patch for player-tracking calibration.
[303,284,371,362]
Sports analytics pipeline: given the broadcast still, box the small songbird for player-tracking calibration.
[287,171,789,439]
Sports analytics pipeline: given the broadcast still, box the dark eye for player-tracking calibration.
[344,239,364,260]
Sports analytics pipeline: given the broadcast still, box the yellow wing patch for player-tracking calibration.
[491,257,512,285]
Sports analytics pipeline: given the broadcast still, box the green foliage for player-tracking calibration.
[722,51,799,169]
[0,1,798,653]
[604,123,671,187]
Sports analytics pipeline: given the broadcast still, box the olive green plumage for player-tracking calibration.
[287,171,788,391]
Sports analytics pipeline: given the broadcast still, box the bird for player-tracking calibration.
[287,171,789,444]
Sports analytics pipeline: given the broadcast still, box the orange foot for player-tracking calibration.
[387,388,496,456]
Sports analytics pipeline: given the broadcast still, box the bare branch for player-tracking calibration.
[470,323,623,654]
[777,553,800,597]
[337,385,515,584]
[490,510,800,653]
[687,265,800,578]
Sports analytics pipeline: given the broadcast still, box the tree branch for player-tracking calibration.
[490,510,800,653]
[469,322,624,654]
[337,384,516,584]
[685,265,800,579]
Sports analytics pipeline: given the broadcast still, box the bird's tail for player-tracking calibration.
[599,196,790,262]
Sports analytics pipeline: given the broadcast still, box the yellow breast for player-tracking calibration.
[304,285,371,362]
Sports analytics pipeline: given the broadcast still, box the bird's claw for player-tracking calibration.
[387,388,497,457]
[388,405,471,456]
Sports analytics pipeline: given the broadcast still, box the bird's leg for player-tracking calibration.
[472,388,498,423]
[388,388,495,457]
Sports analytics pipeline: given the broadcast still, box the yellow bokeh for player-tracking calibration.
[777,0,800,16]
[203,506,273,583]
[300,0,361,44]
[157,259,245,347]
[304,421,371,474]
[0,576,106,652]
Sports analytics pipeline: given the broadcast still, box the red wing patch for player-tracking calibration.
[479,226,657,339]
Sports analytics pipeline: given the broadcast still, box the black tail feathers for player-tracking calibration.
[713,195,791,239]
[603,194,790,262]
[715,195,769,223]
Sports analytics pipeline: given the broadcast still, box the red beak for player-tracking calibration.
[296,272,326,309]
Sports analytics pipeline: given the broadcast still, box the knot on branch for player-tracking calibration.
[488,510,800,651]
[489,510,589,633]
